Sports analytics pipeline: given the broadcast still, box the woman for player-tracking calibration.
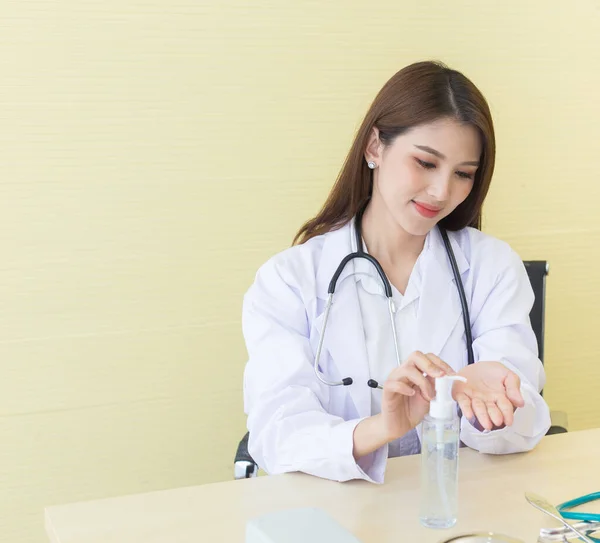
[241,60,551,484]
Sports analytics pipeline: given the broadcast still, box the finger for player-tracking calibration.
[497,396,515,426]
[472,398,493,431]
[455,393,474,421]
[504,372,525,408]
[398,366,435,401]
[384,380,416,397]
[407,351,448,378]
[424,353,457,377]
[486,401,504,428]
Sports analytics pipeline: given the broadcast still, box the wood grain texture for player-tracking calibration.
[0,1,598,542]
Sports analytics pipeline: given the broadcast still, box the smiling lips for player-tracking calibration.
[412,200,442,219]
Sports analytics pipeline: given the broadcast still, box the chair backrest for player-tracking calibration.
[522,260,548,364]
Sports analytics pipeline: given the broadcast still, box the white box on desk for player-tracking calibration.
[246,507,363,543]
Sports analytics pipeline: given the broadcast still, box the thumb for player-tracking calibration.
[504,371,525,408]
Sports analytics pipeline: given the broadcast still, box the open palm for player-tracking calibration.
[452,361,525,431]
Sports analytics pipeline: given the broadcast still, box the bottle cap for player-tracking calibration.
[429,375,467,420]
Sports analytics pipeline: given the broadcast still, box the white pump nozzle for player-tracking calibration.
[429,375,467,420]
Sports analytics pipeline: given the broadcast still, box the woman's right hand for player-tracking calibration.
[352,351,455,460]
[380,351,456,441]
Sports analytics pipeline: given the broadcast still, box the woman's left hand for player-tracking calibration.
[452,361,525,431]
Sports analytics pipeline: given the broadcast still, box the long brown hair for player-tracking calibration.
[293,60,496,245]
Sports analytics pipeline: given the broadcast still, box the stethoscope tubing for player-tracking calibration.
[312,204,474,389]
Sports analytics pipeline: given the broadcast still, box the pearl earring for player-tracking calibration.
[367,161,376,169]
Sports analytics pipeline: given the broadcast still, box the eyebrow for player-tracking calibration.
[414,145,480,167]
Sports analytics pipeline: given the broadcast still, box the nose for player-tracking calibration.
[427,171,451,203]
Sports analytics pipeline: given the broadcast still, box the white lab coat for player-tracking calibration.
[242,220,551,484]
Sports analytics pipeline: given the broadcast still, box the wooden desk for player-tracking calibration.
[45,429,600,543]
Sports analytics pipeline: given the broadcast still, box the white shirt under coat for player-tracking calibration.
[242,219,551,484]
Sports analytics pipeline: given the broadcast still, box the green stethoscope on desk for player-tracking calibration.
[448,493,600,543]
[557,492,600,542]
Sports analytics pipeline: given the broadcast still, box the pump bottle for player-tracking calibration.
[419,374,467,529]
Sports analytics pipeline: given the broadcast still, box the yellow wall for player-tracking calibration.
[0,1,598,541]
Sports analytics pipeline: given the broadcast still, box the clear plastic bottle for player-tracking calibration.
[419,375,466,529]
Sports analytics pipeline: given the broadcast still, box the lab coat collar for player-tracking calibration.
[315,218,469,297]
[313,218,470,418]
[315,222,355,297]
[348,219,425,309]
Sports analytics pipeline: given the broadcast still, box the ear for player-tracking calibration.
[364,126,383,166]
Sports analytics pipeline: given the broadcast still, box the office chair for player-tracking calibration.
[522,261,567,436]
[234,259,565,478]
[233,431,258,479]
[523,261,548,367]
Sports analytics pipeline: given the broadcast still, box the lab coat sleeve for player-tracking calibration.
[242,256,387,483]
[460,245,552,454]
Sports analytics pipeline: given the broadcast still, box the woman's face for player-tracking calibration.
[366,117,482,236]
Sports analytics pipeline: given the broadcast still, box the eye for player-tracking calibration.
[415,158,436,170]
[455,170,474,180]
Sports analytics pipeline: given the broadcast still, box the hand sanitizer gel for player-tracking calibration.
[419,374,466,529]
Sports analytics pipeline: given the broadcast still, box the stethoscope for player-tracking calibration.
[313,203,475,390]
[558,492,600,523]
[537,492,600,542]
